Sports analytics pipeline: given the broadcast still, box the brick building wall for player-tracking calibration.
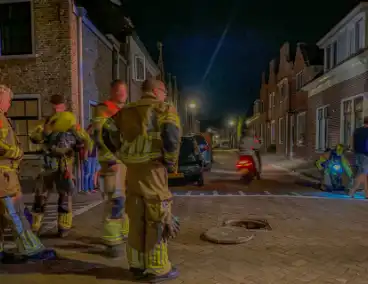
[0,0,77,183]
[307,70,368,160]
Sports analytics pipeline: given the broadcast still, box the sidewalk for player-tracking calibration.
[263,154,320,181]
[2,196,368,283]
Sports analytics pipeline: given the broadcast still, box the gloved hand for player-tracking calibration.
[162,215,180,241]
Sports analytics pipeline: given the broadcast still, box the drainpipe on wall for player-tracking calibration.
[76,7,86,129]
[75,6,86,193]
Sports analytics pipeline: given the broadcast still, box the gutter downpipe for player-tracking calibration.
[76,6,86,192]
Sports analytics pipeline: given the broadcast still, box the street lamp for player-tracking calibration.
[188,102,196,109]
[186,101,197,134]
[228,120,235,127]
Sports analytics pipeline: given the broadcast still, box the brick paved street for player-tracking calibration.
[2,195,368,283]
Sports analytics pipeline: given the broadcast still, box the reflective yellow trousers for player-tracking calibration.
[100,162,129,246]
[126,162,172,276]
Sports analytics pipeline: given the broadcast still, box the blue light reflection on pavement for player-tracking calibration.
[302,191,366,199]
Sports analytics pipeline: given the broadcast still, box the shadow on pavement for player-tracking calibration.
[0,256,131,280]
[294,180,321,190]
[53,242,107,256]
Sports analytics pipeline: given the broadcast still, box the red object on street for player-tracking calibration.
[236,155,256,170]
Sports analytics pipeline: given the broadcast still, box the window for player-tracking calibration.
[89,101,98,122]
[332,41,337,67]
[271,120,275,144]
[278,117,284,144]
[296,112,306,146]
[0,1,33,56]
[341,96,363,146]
[7,97,41,153]
[347,28,354,56]
[355,19,364,51]
[134,55,145,81]
[325,46,331,70]
[260,123,263,140]
[316,106,329,151]
[296,71,304,90]
[337,31,346,63]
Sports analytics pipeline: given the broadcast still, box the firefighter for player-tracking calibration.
[0,85,56,262]
[315,144,353,191]
[29,94,92,237]
[103,79,181,282]
[92,79,129,257]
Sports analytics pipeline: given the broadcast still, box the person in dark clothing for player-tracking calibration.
[349,117,368,198]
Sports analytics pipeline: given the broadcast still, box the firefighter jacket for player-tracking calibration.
[30,111,93,169]
[103,92,181,167]
[92,100,122,164]
[0,110,23,171]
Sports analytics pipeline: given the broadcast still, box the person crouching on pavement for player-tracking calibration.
[29,94,93,238]
[0,85,56,263]
[349,117,368,198]
[315,144,353,192]
[103,79,181,282]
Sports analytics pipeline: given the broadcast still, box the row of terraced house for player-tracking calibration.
[247,2,368,161]
[0,0,179,189]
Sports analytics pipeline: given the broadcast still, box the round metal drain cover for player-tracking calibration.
[223,219,271,231]
[202,226,255,244]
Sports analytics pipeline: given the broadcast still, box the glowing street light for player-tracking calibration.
[188,102,196,109]
[228,120,235,127]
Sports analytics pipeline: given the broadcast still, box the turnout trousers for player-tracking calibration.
[125,161,173,276]
[100,162,129,247]
[31,163,74,235]
[0,170,45,257]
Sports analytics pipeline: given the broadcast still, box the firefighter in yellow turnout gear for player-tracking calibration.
[103,79,181,282]
[0,85,56,263]
[93,80,129,257]
[29,95,92,237]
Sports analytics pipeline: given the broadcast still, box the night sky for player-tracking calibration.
[125,0,359,120]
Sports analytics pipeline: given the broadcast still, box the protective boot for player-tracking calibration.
[129,267,145,280]
[30,213,44,235]
[105,244,124,258]
[143,266,179,283]
[103,218,123,257]
[57,212,72,238]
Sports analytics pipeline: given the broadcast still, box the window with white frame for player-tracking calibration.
[271,120,275,144]
[134,55,145,81]
[341,96,363,146]
[7,96,41,153]
[296,71,304,90]
[296,112,306,146]
[0,1,33,56]
[316,106,329,151]
[278,117,284,144]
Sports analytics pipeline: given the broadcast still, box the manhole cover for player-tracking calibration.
[223,219,272,231]
[201,226,255,244]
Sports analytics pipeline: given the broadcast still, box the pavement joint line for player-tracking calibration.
[173,194,368,201]
[211,169,238,175]
[41,199,103,233]
[269,164,319,183]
